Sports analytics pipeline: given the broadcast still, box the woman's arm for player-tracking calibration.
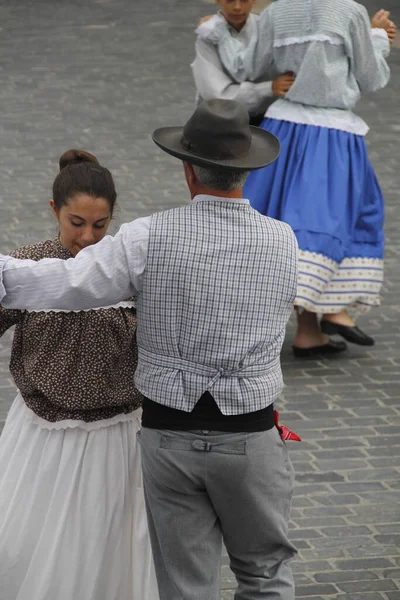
[347,5,391,93]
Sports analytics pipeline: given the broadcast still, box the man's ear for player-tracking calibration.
[183,162,197,187]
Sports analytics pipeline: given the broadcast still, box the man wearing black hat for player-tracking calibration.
[0,99,299,600]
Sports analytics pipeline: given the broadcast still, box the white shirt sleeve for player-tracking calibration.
[192,38,273,116]
[371,28,391,58]
[0,216,151,311]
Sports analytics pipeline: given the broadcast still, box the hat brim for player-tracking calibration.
[152,125,280,171]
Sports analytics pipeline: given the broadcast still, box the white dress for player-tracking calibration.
[0,394,159,600]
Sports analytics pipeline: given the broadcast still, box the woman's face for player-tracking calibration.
[50,193,112,256]
[216,0,256,31]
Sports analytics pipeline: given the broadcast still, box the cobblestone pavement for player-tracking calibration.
[0,1,399,598]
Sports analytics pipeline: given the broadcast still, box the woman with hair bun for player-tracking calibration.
[0,150,158,600]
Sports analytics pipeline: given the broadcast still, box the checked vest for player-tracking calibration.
[135,198,298,415]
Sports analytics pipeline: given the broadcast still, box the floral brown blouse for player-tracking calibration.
[0,238,142,422]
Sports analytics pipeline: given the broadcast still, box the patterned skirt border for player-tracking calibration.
[296,250,384,317]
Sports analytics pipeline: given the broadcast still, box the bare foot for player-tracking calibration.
[322,311,355,327]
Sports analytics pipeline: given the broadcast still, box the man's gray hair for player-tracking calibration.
[192,164,249,192]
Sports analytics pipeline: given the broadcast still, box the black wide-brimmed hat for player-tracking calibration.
[152,99,280,171]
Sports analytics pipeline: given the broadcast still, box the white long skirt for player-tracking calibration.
[0,393,159,600]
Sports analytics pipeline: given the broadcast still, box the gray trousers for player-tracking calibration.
[139,427,297,600]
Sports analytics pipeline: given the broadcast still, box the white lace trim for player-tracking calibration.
[296,251,384,315]
[16,393,143,431]
[23,300,136,314]
[265,99,369,136]
[274,34,343,48]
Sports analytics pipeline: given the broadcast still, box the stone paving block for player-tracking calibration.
[346,546,399,560]
[318,427,379,438]
[293,517,348,528]
[342,417,389,427]
[291,560,332,574]
[290,528,324,540]
[292,483,333,497]
[336,579,399,593]
[364,446,400,457]
[293,461,320,473]
[301,548,348,561]
[383,568,400,579]
[296,472,345,483]
[310,536,382,551]
[330,482,387,493]
[295,583,339,597]
[314,494,362,506]
[334,558,396,570]
[314,570,380,583]
[293,540,313,550]
[291,496,315,508]
[294,573,315,585]
[366,434,400,446]
[347,468,400,482]
[347,512,400,526]
[314,459,370,472]
[302,506,354,517]
[369,457,400,468]
[336,594,388,600]
[319,525,373,538]
[375,535,400,546]
[317,437,370,449]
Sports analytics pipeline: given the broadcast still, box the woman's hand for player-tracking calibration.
[199,15,213,26]
[371,10,396,45]
[272,73,296,97]
[371,9,391,30]
[387,21,397,44]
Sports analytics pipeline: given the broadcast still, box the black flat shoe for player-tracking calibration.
[320,320,375,346]
[292,339,347,357]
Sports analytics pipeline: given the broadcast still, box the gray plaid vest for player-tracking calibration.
[135,198,297,415]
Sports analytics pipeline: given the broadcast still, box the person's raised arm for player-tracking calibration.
[347,5,391,93]
[0,218,150,312]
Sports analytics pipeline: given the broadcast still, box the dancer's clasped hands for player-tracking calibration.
[371,9,397,44]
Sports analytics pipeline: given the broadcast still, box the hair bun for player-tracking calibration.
[59,149,99,171]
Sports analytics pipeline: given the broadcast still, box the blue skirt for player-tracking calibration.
[244,119,384,315]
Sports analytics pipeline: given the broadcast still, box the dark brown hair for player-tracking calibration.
[53,149,117,215]
[59,149,99,171]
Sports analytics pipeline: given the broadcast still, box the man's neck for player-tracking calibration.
[191,185,244,200]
